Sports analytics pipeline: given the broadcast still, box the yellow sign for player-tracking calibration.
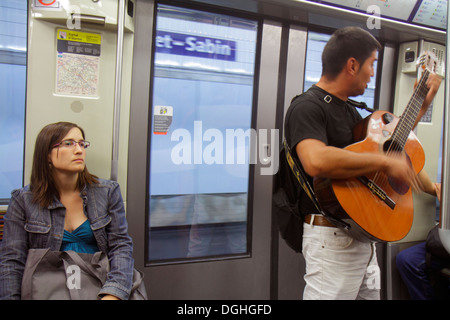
[57,29,101,45]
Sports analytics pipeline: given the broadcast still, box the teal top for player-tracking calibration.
[60,219,99,254]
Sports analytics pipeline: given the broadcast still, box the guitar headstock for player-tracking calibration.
[417,51,438,79]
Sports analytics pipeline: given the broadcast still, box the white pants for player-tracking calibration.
[302,221,381,300]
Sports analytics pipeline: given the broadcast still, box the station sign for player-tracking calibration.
[155,31,236,61]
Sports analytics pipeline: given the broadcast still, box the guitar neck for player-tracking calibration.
[391,69,430,151]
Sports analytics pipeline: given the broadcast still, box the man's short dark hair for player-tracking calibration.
[321,26,382,80]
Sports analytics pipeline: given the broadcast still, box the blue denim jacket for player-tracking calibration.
[0,179,134,300]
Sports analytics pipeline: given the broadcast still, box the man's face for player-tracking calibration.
[351,50,377,97]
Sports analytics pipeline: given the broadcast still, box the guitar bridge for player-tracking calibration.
[357,176,396,210]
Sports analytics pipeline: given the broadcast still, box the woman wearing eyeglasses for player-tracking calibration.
[0,122,134,300]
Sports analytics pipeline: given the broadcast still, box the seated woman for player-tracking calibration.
[0,122,134,300]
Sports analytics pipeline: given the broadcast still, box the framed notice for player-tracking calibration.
[55,29,101,97]
[153,106,173,135]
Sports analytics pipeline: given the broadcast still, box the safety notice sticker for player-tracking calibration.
[33,0,60,9]
[55,29,101,97]
[153,106,173,135]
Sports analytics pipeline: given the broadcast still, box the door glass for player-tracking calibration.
[147,4,258,264]
[0,0,27,202]
[304,31,378,118]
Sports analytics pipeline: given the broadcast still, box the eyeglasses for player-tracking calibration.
[52,139,91,149]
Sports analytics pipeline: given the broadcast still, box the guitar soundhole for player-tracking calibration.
[388,176,409,195]
[383,139,402,153]
[387,154,412,195]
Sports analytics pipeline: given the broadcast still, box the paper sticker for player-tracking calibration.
[34,0,60,9]
[55,29,101,97]
[153,106,173,135]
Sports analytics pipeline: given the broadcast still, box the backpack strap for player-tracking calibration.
[283,140,322,215]
[296,86,375,113]
[283,140,349,229]
[347,98,374,113]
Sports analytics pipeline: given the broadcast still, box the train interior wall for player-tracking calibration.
[1,0,448,300]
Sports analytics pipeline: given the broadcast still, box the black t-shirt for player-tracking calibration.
[284,85,363,215]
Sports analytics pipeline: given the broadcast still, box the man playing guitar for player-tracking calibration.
[284,26,441,300]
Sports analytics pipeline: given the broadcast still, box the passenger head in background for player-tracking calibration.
[30,121,98,208]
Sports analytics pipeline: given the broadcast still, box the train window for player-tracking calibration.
[147,4,258,263]
[304,31,378,118]
[0,1,27,203]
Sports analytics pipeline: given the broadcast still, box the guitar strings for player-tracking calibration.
[373,73,428,189]
[372,69,430,191]
[373,71,429,189]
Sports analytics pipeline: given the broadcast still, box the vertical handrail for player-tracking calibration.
[111,0,125,181]
[439,1,450,254]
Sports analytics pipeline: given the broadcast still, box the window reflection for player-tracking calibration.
[0,1,27,202]
[147,5,258,263]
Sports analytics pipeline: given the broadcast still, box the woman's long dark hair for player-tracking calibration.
[30,122,98,208]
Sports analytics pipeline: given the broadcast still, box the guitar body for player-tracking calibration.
[314,110,425,242]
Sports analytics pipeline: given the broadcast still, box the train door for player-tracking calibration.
[127,1,281,299]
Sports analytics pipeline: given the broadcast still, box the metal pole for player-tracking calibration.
[439,0,450,254]
[111,0,125,181]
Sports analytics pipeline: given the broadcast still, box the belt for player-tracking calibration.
[304,214,336,228]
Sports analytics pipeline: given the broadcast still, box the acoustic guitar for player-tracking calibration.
[313,52,437,242]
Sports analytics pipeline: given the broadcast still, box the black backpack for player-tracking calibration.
[426,225,450,262]
[272,140,335,253]
[425,225,450,299]
[272,144,304,253]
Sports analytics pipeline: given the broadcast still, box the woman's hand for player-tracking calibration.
[101,294,120,300]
